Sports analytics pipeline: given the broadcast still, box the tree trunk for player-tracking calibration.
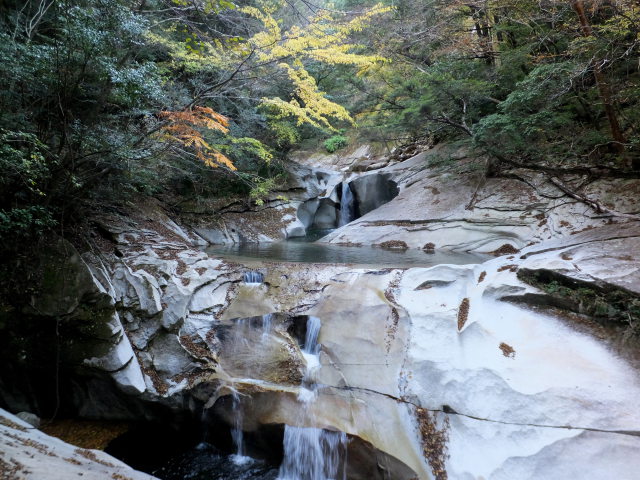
[572,0,625,152]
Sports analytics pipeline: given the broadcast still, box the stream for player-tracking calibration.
[147,171,443,478]
[152,315,349,480]
[151,241,473,480]
[101,236,496,480]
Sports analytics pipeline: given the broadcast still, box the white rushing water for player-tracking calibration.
[243,271,265,284]
[224,315,347,478]
[261,313,273,341]
[277,316,347,480]
[230,390,252,465]
[278,427,347,480]
[338,182,354,227]
[229,313,275,466]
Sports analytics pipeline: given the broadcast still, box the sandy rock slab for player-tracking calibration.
[0,409,157,480]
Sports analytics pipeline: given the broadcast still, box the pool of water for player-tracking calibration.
[206,242,486,267]
[154,443,278,480]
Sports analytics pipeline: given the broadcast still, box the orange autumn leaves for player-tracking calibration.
[158,106,236,170]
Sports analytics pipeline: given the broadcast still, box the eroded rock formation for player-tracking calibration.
[2,146,640,479]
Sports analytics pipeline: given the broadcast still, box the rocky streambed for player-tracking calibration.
[2,145,640,480]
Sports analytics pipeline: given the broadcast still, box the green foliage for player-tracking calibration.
[351,0,639,166]
[0,130,50,195]
[240,2,390,131]
[267,119,301,150]
[228,137,273,164]
[0,207,56,241]
[1,0,637,252]
[0,0,173,221]
[2,0,368,226]
[249,177,280,206]
[324,135,349,153]
[520,269,640,341]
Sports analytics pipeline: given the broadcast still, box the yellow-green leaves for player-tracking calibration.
[242,2,391,130]
[149,1,389,131]
[263,62,353,129]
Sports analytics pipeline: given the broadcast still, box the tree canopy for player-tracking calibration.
[354,0,639,172]
[0,0,638,242]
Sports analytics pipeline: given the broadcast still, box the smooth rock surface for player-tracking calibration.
[315,145,640,252]
[0,409,158,480]
[82,209,640,479]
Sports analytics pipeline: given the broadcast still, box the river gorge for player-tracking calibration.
[2,144,640,480]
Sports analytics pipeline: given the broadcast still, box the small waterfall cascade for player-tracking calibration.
[338,182,355,227]
[233,313,273,342]
[277,316,347,480]
[227,313,275,465]
[230,390,251,465]
[243,271,264,284]
[261,313,273,341]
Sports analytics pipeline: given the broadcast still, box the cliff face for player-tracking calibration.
[2,146,640,479]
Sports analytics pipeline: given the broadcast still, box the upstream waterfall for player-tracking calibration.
[277,316,347,480]
[338,182,355,227]
[243,271,264,284]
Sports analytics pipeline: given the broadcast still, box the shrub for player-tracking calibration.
[324,135,348,153]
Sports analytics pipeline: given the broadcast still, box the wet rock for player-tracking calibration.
[349,173,399,218]
[16,411,40,428]
[149,333,194,378]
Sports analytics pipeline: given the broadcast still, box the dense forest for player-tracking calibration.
[1,0,639,248]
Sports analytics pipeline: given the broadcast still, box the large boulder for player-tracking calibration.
[317,144,640,252]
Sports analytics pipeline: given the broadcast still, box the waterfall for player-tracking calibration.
[243,271,264,284]
[230,390,251,465]
[261,313,273,341]
[228,314,274,465]
[277,316,347,480]
[303,316,321,354]
[278,428,347,480]
[338,182,354,227]
[223,315,347,478]
[299,316,321,387]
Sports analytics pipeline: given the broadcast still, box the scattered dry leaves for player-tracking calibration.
[41,419,129,450]
[490,244,520,256]
[457,298,470,331]
[416,407,449,480]
[0,458,27,479]
[499,342,516,358]
[0,416,27,432]
[74,448,115,467]
[377,240,409,250]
